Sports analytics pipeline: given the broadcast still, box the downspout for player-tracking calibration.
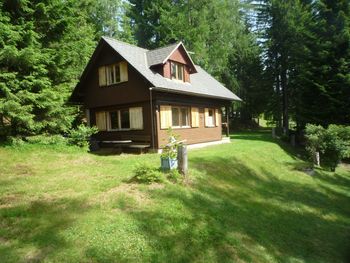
[149,87,155,150]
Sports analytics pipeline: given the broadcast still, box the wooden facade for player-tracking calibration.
[71,38,235,150]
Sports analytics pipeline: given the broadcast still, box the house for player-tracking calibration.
[70,37,241,151]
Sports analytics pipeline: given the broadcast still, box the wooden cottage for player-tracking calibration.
[70,37,241,151]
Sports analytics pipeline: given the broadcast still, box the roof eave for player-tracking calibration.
[152,86,241,102]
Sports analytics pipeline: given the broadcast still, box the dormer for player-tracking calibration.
[147,42,197,83]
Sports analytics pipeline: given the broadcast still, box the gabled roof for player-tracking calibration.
[146,42,197,73]
[146,42,179,66]
[78,36,241,101]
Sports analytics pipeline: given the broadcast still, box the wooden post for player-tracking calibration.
[272,127,276,138]
[225,106,230,137]
[177,144,188,176]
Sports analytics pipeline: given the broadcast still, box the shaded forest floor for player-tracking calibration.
[0,131,349,262]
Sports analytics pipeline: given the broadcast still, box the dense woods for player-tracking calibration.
[0,0,349,139]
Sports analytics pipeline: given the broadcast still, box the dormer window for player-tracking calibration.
[98,61,128,87]
[171,61,184,81]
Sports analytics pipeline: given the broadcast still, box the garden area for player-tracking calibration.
[0,131,349,262]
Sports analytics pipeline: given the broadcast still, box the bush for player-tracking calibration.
[166,169,182,183]
[26,134,67,145]
[305,124,350,171]
[133,163,165,184]
[322,125,350,171]
[68,124,98,147]
[6,136,25,147]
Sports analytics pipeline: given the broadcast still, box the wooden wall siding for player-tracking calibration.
[156,106,222,147]
[84,44,151,108]
[154,91,230,108]
[90,101,153,141]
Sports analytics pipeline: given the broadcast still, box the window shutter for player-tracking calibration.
[204,108,209,126]
[215,109,220,126]
[120,61,128,82]
[98,67,106,86]
[160,105,172,129]
[129,107,143,130]
[191,107,199,127]
[95,111,107,131]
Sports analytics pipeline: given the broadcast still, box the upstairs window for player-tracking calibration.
[170,61,184,81]
[99,61,128,87]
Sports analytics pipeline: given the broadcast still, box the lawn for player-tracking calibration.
[0,131,349,262]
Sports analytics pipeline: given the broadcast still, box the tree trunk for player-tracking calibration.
[281,63,289,135]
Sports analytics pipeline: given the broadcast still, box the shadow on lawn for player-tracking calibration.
[0,197,90,262]
[121,156,350,262]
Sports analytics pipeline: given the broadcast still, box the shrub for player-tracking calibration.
[322,125,350,171]
[6,136,25,147]
[305,124,326,160]
[133,163,165,184]
[26,134,67,145]
[166,169,182,183]
[68,124,98,148]
[305,124,350,171]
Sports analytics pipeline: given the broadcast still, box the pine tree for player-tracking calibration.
[0,0,96,138]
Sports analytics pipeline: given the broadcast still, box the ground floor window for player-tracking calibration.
[205,108,215,127]
[160,105,190,129]
[95,107,143,131]
[171,106,190,128]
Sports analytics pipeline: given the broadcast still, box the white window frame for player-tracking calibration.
[205,108,215,127]
[171,106,190,128]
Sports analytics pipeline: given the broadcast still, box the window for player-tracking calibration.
[95,107,143,131]
[170,61,184,81]
[120,109,130,129]
[205,108,215,127]
[171,106,190,128]
[109,111,119,130]
[98,61,128,87]
[160,105,190,129]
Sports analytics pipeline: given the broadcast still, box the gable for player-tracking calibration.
[70,40,152,106]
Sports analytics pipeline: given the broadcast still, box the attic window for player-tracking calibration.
[170,61,184,81]
[98,61,128,87]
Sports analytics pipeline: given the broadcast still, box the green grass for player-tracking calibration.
[0,131,349,262]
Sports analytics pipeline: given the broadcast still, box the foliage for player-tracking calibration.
[5,136,25,147]
[257,0,350,130]
[68,124,98,148]
[160,128,181,159]
[133,163,165,184]
[305,124,350,171]
[166,169,182,183]
[0,0,97,138]
[26,134,67,146]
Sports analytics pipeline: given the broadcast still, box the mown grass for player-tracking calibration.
[0,131,349,262]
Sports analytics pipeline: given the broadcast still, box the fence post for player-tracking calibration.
[272,128,276,138]
[177,144,188,176]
